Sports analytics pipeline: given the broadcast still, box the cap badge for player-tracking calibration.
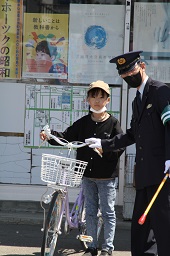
[117,58,126,65]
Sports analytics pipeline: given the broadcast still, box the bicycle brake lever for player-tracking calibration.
[42,124,50,131]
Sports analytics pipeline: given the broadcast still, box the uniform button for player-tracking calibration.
[139,135,141,138]
[89,169,91,171]
[91,157,93,159]
[141,158,143,161]
[96,122,98,124]
[94,133,96,135]
[139,146,142,150]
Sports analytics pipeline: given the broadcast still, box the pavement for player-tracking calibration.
[0,204,131,256]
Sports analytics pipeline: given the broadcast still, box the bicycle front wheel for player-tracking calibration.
[41,191,63,256]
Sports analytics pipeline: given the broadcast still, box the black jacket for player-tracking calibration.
[48,114,124,179]
[102,78,170,189]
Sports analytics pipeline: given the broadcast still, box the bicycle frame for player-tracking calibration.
[41,184,85,230]
[65,186,85,229]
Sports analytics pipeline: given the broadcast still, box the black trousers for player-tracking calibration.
[131,182,170,256]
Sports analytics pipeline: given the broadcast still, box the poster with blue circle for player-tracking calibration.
[84,25,107,49]
[68,4,125,84]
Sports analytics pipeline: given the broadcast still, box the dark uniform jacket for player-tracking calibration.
[102,78,170,189]
[48,114,124,179]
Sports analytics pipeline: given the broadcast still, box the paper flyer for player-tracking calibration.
[68,4,125,85]
[23,13,68,79]
[134,2,170,83]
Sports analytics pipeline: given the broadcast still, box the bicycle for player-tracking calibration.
[40,124,103,256]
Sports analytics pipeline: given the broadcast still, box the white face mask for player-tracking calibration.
[90,106,107,113]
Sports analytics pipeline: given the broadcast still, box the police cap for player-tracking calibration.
[109,50,143,75]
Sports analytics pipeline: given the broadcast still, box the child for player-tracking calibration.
[40,80,124,256]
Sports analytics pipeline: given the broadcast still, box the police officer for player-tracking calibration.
[85,51,170,256]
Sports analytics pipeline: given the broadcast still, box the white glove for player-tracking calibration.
[85,138,102,148]
[164,160,170,177]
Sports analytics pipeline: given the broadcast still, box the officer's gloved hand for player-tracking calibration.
[164,160,170,177]
[85,138,102,148]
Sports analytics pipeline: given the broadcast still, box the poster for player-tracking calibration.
[0,0,22,79]
[24,84,121,147]
[22,13,68,79]
[68,4,125,85]
[134,3,170,83]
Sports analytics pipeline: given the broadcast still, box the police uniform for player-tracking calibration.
[101,51,170,256]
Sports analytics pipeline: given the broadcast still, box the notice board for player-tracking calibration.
[24,84,121,147]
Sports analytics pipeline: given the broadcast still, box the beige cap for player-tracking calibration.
[88,80,110,95]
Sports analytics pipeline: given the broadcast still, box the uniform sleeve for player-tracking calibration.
[157,85,170,160]
[101,130,135,152]
[101,116,135,152]
[112,119,125,157]
[158,85,170,125]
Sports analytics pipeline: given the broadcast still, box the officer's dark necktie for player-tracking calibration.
[136,90,142,113]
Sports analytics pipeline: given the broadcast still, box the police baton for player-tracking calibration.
[138,173,169,225]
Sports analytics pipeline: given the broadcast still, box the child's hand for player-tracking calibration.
[40,131,48,141]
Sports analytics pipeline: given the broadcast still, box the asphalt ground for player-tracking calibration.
[0,212,131,256]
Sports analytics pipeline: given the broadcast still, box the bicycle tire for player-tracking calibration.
[41,191,63,256]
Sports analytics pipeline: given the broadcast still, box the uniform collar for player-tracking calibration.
[138,75,148,98]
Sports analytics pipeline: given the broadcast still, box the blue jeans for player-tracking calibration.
[82,177,116,251]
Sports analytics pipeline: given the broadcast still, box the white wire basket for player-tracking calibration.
[41,154,88,187]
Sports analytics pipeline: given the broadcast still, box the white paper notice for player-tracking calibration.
[134,3,170,83]
[68,4,125,85]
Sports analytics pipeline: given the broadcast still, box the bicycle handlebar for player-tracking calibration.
[41,124,102,157]
[43,124,89,149]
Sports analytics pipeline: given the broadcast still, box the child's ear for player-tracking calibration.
[106,97,110,104]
